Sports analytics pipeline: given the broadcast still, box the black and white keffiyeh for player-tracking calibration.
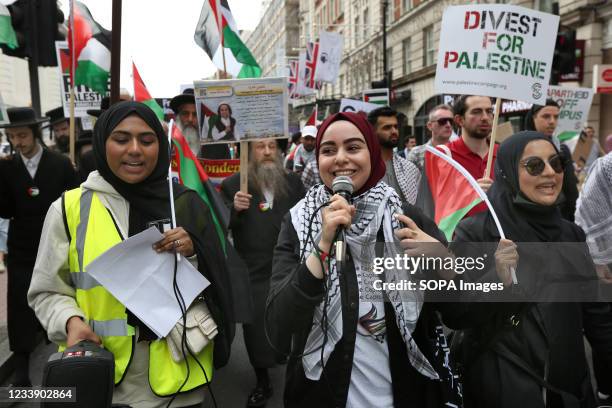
[290,181,439,381]
[393,153,421,205]
[576,153,612,265]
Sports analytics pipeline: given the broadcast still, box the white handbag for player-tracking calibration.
[166,297,218,363]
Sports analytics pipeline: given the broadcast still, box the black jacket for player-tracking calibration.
[446,212,605,408]
[267,203,461,407]
[0,149,79,261]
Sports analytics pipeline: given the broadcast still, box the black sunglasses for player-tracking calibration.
[434,117,453,126]
[520,155,564,176]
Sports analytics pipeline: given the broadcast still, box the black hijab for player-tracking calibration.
[93,101,182,236]
[489,131,564,242]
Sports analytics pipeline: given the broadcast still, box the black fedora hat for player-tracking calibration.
[169,88,195,114]
[87,96,111,117]
[45,106,67,127]
[0,107,48,129]
[76,130,93,149]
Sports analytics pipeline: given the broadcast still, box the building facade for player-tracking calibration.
[243,0,301,78]
[0,53,61,114]
[287,0,611,145]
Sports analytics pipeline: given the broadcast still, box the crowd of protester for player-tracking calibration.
[0,94,611,407]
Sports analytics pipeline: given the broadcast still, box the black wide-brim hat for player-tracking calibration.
[76,130,93,149]
[87,96,111,117]
[0,107,48,128]
[44,106,67,127]
[169,88,195,114]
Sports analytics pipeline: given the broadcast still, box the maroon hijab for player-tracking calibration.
[315,111,386,196]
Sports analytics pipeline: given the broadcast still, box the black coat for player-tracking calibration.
[446,213,604,408]
[0,149,79,352]
[0,149,79,260]
[267,203,461,407]
[220,172,305,367]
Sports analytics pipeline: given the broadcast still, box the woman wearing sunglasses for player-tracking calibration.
[445,131,604,407]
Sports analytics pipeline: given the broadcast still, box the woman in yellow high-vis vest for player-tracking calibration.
[28,102,234,408]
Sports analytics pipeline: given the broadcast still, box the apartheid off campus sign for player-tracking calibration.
[435,5,559,104]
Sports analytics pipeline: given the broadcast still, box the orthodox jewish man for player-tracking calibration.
[44,106,71,155]
[0,107,79,386]
[220,138,305,407]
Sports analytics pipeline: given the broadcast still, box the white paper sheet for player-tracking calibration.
[86,227,210,338]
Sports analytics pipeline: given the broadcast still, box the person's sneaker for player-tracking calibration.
[246,384,273,408]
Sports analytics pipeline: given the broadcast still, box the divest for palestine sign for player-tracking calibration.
[435,5,559,104]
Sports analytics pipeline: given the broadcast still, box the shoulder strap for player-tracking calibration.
[61,192,71,241]
[492,341,580,408]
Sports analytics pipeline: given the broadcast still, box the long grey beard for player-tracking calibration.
[177,119,201,156]
[249,156,288,200]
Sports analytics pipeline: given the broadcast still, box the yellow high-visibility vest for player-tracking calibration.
[62,187,213,395]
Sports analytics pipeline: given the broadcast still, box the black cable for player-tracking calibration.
[165,251,217,408]
[263,201,331,359]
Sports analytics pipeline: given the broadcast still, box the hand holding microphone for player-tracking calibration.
[320,194,355,253]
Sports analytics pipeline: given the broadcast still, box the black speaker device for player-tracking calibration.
[42,340,115,408]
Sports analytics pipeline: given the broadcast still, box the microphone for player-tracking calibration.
[331,176,354,263]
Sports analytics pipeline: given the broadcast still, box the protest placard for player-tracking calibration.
[55,41,107,118]
[547,85,593,142]
[435,5,559,104]
[339,98,380,114]
[194,77,288,144]
[362,89,389,106]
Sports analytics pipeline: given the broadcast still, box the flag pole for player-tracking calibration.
[215,0,248,192]
[167,119,180,261]
[110,0,122,104]
[484,97,501,179]
[69,87,76,163]
[68,0,76,164]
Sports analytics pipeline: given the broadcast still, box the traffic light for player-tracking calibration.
[1,0,29,59]
[1,0,65,66]
[36,0,66,66]
[371,71,393,89]
[552,28,576,83]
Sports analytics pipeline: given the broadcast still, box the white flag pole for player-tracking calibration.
[167,119,180,261]
[426,145,517,284]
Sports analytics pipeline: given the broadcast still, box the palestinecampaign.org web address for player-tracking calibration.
[441,79,508,90]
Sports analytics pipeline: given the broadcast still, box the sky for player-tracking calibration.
[57,0,263,98]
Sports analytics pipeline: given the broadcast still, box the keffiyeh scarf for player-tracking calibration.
[290,181,438,381]
[575,153,612,264]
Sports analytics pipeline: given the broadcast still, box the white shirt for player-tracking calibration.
[20,144,43,178]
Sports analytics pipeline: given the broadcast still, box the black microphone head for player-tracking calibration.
[332,176,354,200]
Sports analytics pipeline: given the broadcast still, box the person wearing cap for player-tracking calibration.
[45,106,71,155]
[220,138,305,408]
[524,98,579,221]
[292,125,317,173]
[0,107,79,386]
[170,89,231,160]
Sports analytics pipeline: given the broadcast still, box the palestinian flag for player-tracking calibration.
[132,62,164,121]
[0,4,17,49]
[194,0,261,78]
[306,106,317,126]
[199,102,219,140]
[171,124,229,252]
[68,1,111,95]
[425,145,486,241]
